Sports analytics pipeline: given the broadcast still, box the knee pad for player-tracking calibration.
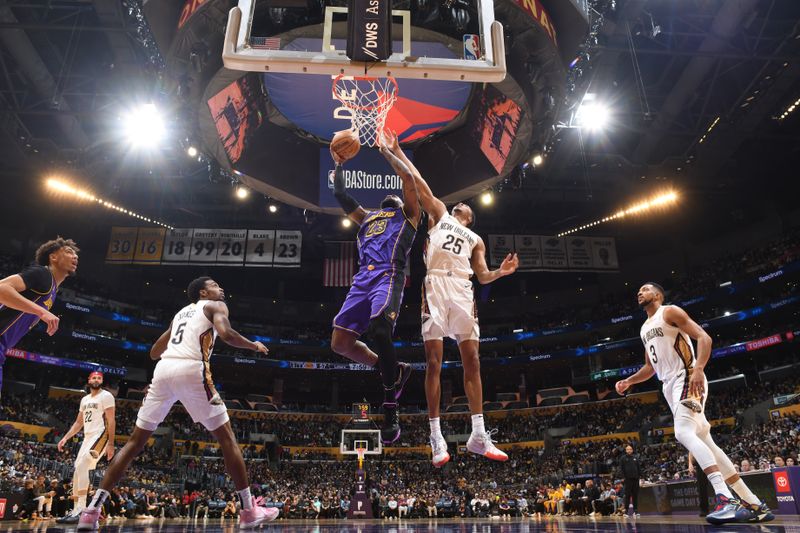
[367,316,393,342]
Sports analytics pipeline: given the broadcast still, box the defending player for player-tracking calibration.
[329,140,420,445]
[0,238,77,399]
[381,131,519,466]
[56,372,116,523]
[615,283,773,524]
[77,277,278,529]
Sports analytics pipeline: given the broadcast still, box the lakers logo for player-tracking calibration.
[44,298,53,309]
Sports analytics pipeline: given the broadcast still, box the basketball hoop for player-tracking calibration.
[332,75,398,148]
[356,447,366,470]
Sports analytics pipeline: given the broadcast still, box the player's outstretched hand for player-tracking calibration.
[500,253,519,276]
[615,379,630,395]
[330,145,346,165]
[383,130,400,153]
[253,341,269,355]
[40,309,60,336]
[106,444,115,461]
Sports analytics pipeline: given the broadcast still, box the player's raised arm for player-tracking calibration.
[331,148,368,225]
[384,131,446,223]
[470,237,519,285]
[663,305,712,398]
[0,273,60,335]
[378,143,421,225]
[149,323,172,361]
[204,300,268,354]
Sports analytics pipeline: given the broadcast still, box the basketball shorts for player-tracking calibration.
[663,370,710,428]
[136,358,229,432]
[333,266,406,336]
[421,272,479,344]
[77,431,107,466]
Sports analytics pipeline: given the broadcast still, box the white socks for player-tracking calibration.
[429,417,443,440]
[88,489,109,510]
[76,495,87,512]
[730,479,761,506]
[237,487,253,510]
[471,414,485,436]
[707,471,733,499]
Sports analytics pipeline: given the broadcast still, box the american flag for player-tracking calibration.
[323,241,356,287]
[250,36,281,50]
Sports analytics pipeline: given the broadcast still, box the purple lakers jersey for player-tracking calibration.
[0,265,57,349]
[356,207,416,269]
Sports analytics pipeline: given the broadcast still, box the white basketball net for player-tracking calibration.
[332,75,398,147]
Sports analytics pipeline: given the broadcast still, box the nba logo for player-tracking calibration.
[328,169,336,189]
[463,34,481,60]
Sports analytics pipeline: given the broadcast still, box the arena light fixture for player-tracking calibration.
[45,177,173,230]
[531,154,544,166]
[576,102,610,131]
[187,146,198,157]
[341,218,352,228]
[268,203,278,213]
[122,103,165,147]
[480,190,494,206]
[235,185,249,200]
[558,190,679,237]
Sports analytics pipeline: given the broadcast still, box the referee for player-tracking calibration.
[618,444,641,518]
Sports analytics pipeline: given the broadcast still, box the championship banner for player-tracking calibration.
[106,227,302,267]
[488,235,514,268]
[488,234,619,272]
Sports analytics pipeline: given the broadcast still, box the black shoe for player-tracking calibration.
[381,402,401,444]
[394,363,413,401]
[57,513,81,524]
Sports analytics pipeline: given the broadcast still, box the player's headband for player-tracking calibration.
[88,371,103,380]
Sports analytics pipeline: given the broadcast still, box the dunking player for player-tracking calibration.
[381,132,518,466]
[0,238,77,399]
[77,277,279,529]
[615,283,773,524]
[56,372,116,523]
[329,140,420,444]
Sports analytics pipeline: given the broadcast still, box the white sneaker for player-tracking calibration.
[466,429,508,461]
[430,435,450,467]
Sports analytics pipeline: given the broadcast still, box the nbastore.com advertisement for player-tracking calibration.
[318,148,413,210]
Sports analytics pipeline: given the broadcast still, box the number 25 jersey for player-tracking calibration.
[161,300,218,362]
[425,213,479,278]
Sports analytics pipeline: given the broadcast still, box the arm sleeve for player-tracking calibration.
[19,265,52,294]
[332,164,360,215]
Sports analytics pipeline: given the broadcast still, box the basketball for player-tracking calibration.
[330,129,361,161]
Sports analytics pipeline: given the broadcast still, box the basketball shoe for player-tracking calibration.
[394,362,413,401]
[76,507,101,531]
[705,494,739,525]
[239,506,279,529]
[381,402,401,444]
[430,435,450,467]
[56,511,81,524]
[466,429,508,461]
[734,501,774,523]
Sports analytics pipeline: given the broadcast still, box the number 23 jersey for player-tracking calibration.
[425,213,479,277]
[160,300,218,362]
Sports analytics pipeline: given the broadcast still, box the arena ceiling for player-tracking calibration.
[0,0,799,237]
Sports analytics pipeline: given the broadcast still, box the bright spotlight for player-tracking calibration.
[268,204,278,213]
[576,102,610,131]
[235,186,249,200]
[187,146,198,157]
[532,154,543,166]
[341,218,352,228]
[480,191,494,206]
[123,103,166,147]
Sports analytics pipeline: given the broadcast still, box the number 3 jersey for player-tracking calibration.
[639,305,696,383]
[79,389,115,436]
[160,300,218,362]
[424,213,479,277]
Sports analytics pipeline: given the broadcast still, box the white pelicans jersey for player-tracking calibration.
[425,213,479,277]
[640,305,696,384]
[161,300,218,362]
[79,389,115,436]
